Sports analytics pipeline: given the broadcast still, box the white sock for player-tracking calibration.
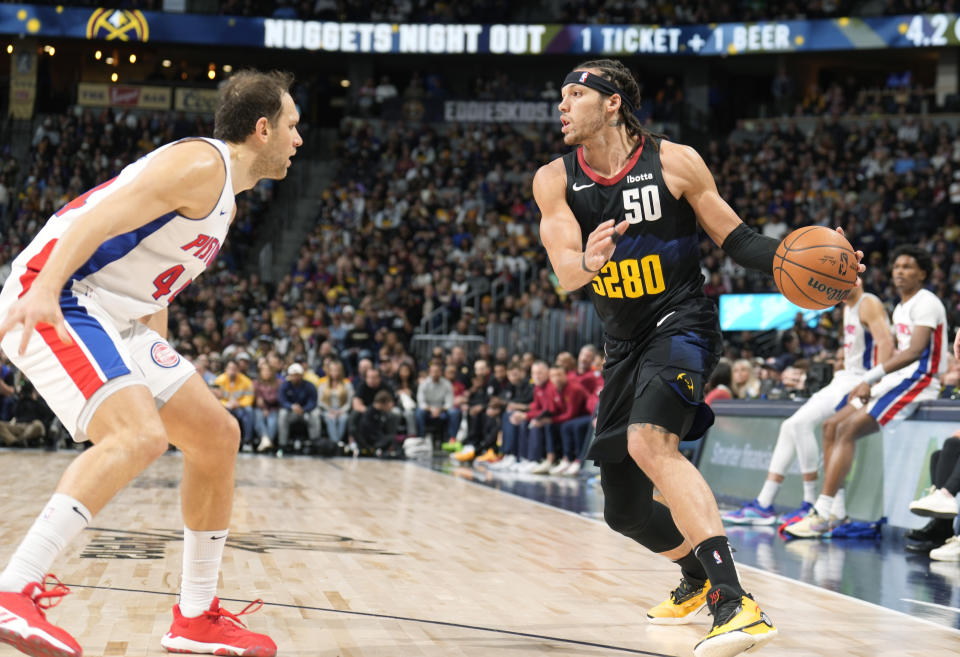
[803,480,818,504]
[831,489,846,519]
[756,480,781,508]
[814,494,834,519]
[0,493,91,593]
[178,528,228,618]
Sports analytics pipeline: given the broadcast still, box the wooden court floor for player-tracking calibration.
[0,451,957,657]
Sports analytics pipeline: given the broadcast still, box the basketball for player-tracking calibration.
[773,226,858,310]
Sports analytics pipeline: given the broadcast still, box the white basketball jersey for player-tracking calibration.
[842,292,881,375]
[891,288,948,382]
[9,138,234,326]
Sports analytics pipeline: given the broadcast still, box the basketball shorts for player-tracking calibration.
[0,284,195,441]
[851,370,940,427]
[587,297,723,463]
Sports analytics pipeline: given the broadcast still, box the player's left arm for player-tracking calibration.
[859,295,894,363]
[660,141,777,274]
[660,141,864,278]
[138,307,168,339]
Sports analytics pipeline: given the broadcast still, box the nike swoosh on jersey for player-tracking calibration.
[656,311,676,327]
[572,182,595,191]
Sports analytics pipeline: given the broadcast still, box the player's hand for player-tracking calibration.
[834,227,865,287]
[847,382,871,405]
[0,285,72,356]
[583,219,629,273]
[954,329,960,360]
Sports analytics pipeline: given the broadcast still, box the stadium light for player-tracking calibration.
[129,54,136,64]
[162,58,171,68]
[223,64,233,73]
[5,45,11,54]
[340,79,351,88]
[105,56,114,65]
[207,69,216,80]
[111,72,118,82]
[94,49,102,60]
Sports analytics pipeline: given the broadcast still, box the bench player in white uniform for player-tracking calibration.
[788,245,947,538]
[0,71,301,657]
[722,284,892,525]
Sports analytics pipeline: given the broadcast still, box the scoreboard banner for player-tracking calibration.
[1,6,959,55]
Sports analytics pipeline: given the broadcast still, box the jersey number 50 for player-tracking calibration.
[623,185,662,223]
[591,256,665,299]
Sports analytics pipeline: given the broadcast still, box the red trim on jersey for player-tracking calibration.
[878,375,932,425]
[16,239,104,399]
[55,176,117,217]
[929,323,943,375]
[577,136,645,185]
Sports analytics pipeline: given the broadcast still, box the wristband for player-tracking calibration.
[862,364,886,385]
[581,253,602,274]
[720,223,778,275]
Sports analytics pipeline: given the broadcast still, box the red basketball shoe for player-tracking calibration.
[161,597,276,656]
[0,575,82,657]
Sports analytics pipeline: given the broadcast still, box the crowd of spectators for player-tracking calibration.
[347,70,685,125]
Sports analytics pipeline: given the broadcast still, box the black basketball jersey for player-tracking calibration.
[562,137,706,340]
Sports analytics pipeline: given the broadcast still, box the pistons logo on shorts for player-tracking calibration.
[150,341,180,368]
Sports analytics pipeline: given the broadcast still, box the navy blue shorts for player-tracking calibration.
[587,296,723,463]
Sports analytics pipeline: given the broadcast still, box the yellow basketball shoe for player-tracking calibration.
[646,577,710,624]
[693,584,777,657]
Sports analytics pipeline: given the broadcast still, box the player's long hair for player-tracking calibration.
[574,59,665,152]
[214,70,294,143]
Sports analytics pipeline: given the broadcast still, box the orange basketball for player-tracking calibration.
[772,226,858,310]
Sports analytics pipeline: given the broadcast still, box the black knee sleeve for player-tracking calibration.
[603,498,686,553]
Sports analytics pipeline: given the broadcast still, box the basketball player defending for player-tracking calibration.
[787,246,946,538]
[723,284,892,526]
[535,59,860,657]
[0,71,301,657]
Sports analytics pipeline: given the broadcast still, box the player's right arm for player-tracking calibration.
[859,295,894,363]
[0,141,226,355]
[533,159,627,292]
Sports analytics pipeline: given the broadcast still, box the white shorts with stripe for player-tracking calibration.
[852,370,940,427]
[0,282,194,441]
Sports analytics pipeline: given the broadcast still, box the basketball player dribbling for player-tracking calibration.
[0,70,301,657]
[533,59,862,657]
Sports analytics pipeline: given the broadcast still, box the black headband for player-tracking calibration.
[561,70,636,114]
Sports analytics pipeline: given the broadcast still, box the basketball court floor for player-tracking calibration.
[0,450,957,656]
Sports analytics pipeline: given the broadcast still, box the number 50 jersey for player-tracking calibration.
[5,137,234,328]
[562,138,705,340]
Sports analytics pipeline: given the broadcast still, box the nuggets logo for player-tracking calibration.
[150,341,180,369]
[676,372,694,398]
[86,9,149,42]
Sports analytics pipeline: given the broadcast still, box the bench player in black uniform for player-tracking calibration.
[532,60,830,657]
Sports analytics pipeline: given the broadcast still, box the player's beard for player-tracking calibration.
[565,103,607,145]
[250,146,288,181]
